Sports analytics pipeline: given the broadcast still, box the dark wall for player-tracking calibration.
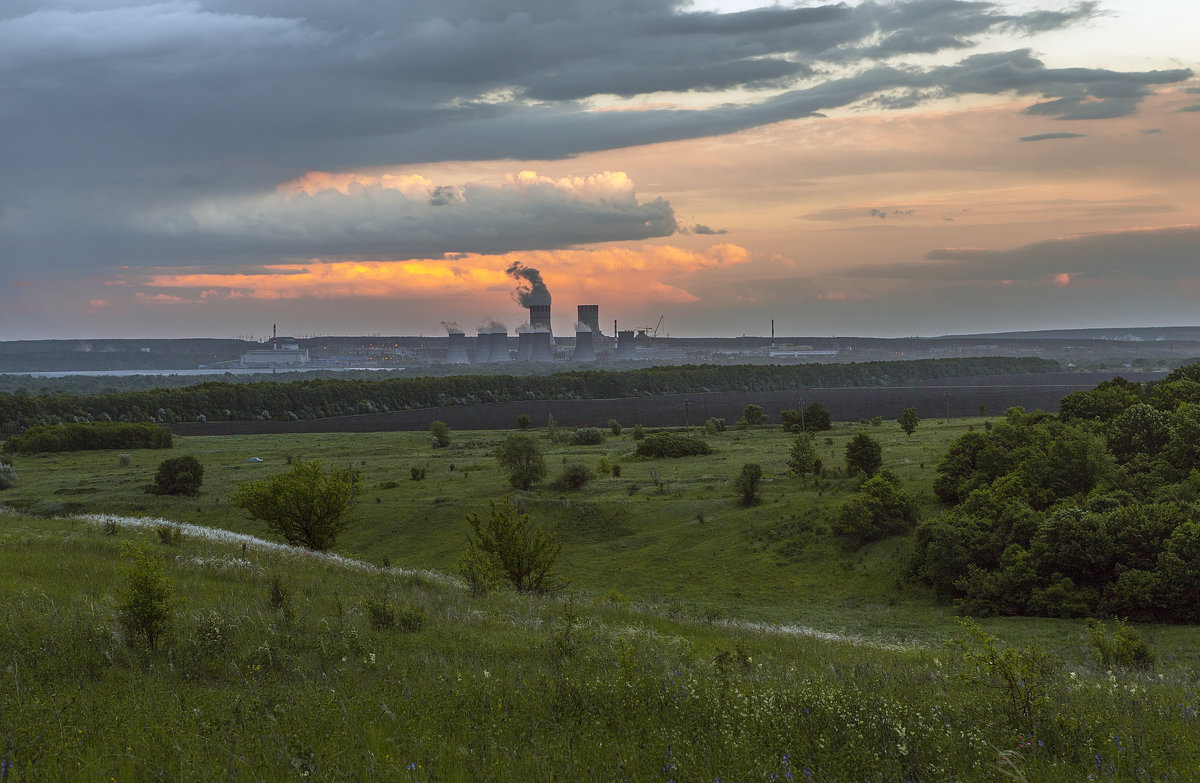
[166,381,1094,437]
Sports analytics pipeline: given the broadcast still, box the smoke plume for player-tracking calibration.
[506,261,551,307]
[441,320,461,334]
[477,318,507,334]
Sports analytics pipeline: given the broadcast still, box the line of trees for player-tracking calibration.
[0,357,1056,435]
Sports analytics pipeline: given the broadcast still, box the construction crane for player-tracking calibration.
[636,315,665,340]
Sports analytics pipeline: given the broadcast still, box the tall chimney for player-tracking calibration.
[572,329,596,362]
[577,305,600,335]
[529,304,552,333]
[445,331,470,364]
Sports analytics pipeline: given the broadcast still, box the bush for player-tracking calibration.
[734,463,763,506]
[845,433,883,477]
[834,473,918,548]
[410,466,426,481]
[554,462,594,490]
[495,434,547,490]
[787,433,818,476]
[118,453,132,467]
[802,402,833,432]
[516,414,531,430]
[608,418,622,436]
[465,498,562,593]
[148,455,204,496]
[457,546,507,597]
[3,421,172,454]
[155,524,182,546]
[737,404,766,428]
[569,427,605,446]
[429,420,451,448]
[631,424,645,440]
[780,409,803,432]
[704,417,726,434]
[0,462,15,491]
[118,543,176,652]
[611,464,622,478]
[899,407,920,436]
[1088,618,1154,670]
[232,459,361,551]
[595,455,613,476]
[635,432,713,459]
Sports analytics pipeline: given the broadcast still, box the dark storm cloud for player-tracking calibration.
[0,0,1189,273]
[843,225,1200,282]
[1020,132,1087,142]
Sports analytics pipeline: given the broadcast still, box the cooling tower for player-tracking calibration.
[473,332,493,364]
[487,330,512,362]
[615,330,637,360]
[530,331,554,362]
[577,305,600,335]
[516,331,535,361]
[445,332,470,364]
[529,304,552,333]
[571,330,596,362]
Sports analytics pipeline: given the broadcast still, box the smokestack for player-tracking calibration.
[507,262,552,336]
[445,331,470,364]
[615,330,637,360]
[531,331,554,362]
[771,318,775,347]
[473,332,492,364]
[273,323,277,350]
[577,305,600,336]
[572,329,596,362]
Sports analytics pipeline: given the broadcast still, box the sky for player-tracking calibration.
[1,0,1197,340]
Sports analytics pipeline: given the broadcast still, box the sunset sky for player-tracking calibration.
[2,0,1197,340]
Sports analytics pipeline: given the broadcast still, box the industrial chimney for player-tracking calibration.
[487,329,512,362]
[572,328,596,362]
[473,331,493,364]
[516,330,535,361]
[530,331,554,362]
[577,305,600,336]
[615,330,637,360]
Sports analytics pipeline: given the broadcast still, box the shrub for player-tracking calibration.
[845,433,883,477]
[465,498,562,593]
[363,595,395,630]
[118,543,176,652]
[155,524,182,546]
[611,464,622,478]
[232,459,361,551]
[569,427,605,446]
[3,421,172,454]
[869,415,883,426]
[429,420,451,448]
[148,455,204,496]
[635,432,713,459]
[554,462,594,490]
[734,463,763,506]
[457,546,507,597]
[516,414,531,430]
[787,433,818,477]
[899,407,920,436]
[495,434,547,490]
[704,417,726,434]
[0,462,15,491]
[608,418,622,436]
[410,466,426,481]
[802,402,833,432]
[780,409,803,432]
[118,453,132,467]
[595,455,612,476]
[833,473,918,548]
[630,424,645,440]
[1088,618,1154,670]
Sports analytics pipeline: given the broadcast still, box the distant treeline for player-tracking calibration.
[910,362,1200,623]
[0,357,1055,434]
[2,422,172,454]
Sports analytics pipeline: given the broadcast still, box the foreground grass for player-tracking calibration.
[2,514,1198,781]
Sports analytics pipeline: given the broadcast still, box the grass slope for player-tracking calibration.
[1,514,1197,781]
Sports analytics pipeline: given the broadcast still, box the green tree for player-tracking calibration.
[429,420,451,448]
[466,498,562,592]
[738,404,766,428]
[495,433,547,490]
[899,407,920,437]
[802,402,832,432]
[232,459,361,551]
[516,413,531,430]
[787,432,818,477]
[734,463,763,506]
[834,473,918,548]
[845,433,883,477]
[118,543,176,652]
[148,454,204,496]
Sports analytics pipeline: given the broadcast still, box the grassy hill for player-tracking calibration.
[2,417,1199,779]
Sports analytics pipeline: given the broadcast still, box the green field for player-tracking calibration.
[2,417,1198,780]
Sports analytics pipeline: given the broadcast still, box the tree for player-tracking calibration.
[787,433,818,477]
[802,402,832,432]
[845,433,883,477]
[780,409,803,432]
[232,459,361,551]
[148,455,204,496]
[516,414,531,430]
[899,408,920,437]
[734,463,763,505]
[466,498,561,592]
[834,473,918,548]
[118,543,176,652]
[737,404,766,428]
[429,420,451,448]
[495,433,546,490]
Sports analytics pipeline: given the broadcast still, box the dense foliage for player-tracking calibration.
[911,364,1200,621]
[232,460,362,551]
[494,434,547,490]
[465,499,562,592]
[0,357,1055,433]
[834,472,919,549]
[2,421,172,453]
[634,432,714,459]
[148,455,204,496]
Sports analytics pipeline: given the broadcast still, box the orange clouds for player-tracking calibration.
[1053,273,1072,287]
[135,244,750,311]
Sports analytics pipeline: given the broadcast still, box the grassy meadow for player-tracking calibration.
[3,415,1200,780]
